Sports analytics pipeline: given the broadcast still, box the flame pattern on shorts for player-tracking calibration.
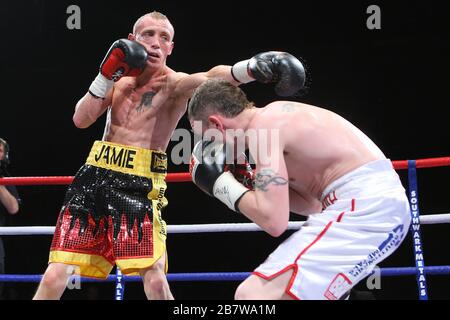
[62,165,156,242]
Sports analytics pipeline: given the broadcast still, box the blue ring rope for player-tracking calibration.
[1,265,449,283]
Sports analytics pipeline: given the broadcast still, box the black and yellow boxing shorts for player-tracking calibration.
[49,140,168,278]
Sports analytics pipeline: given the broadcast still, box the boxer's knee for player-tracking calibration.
[150,274,167,294]
[236,272,294,300]
[140,257,171,299]
[235,276,262,300]
[41,263,72,291]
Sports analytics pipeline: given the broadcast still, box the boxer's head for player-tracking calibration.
[129,11,175,70]
[188,79,254,142]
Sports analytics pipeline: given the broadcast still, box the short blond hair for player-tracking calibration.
[132,11,174,39]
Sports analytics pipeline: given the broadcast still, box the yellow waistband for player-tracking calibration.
[85,141,167,179]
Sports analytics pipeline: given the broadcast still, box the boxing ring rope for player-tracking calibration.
[0,156,449,300]
[391,157,450,170]
[1,214,449,236]
[2,265,450,283]
[0,156,449,187]
[0,172,191,186]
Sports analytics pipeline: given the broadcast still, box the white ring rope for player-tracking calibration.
[0,213,449,236]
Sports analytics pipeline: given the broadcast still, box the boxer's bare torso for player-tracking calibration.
[75,65,236,152]
[103,69,187,151]
[246,101,386,215]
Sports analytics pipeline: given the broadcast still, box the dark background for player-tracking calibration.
[0,0,449,300]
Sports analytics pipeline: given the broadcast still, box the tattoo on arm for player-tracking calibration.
[281,103,297,113]
[254,169,288,191]
[136,91,156,112]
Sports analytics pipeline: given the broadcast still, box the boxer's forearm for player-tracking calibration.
[238,191,289,237]
[204,65,240,86]
[73,92,110,128]
[175,65,240,98]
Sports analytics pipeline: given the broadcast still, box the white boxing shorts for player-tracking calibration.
[253,159,412,300]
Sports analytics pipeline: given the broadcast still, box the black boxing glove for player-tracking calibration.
[190,140,250,212]
[89,39,148,98]
[231,51,305,96]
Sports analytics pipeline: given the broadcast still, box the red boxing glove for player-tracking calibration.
[227,155,254,190]
[100,39,148,81]
[89,39,148,98]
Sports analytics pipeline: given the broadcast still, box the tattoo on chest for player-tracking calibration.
[255,168,288,191]
[136,91,156,112]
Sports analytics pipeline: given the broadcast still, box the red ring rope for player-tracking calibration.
[1,157,449,186]
[391,157,450,170]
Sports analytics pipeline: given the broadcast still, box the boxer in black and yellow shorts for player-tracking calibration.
[49,140,168,278]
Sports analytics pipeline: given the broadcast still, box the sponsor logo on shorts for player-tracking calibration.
[151,153,167,173]
[324,273,352,300]
[156,187,166,211]
[158,211,167,237]
[322,190,338,209]
[348,224,405,278]
[94,145,136,169]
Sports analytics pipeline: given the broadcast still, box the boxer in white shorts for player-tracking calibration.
[252,159,411,300]
[188,79,412,300]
